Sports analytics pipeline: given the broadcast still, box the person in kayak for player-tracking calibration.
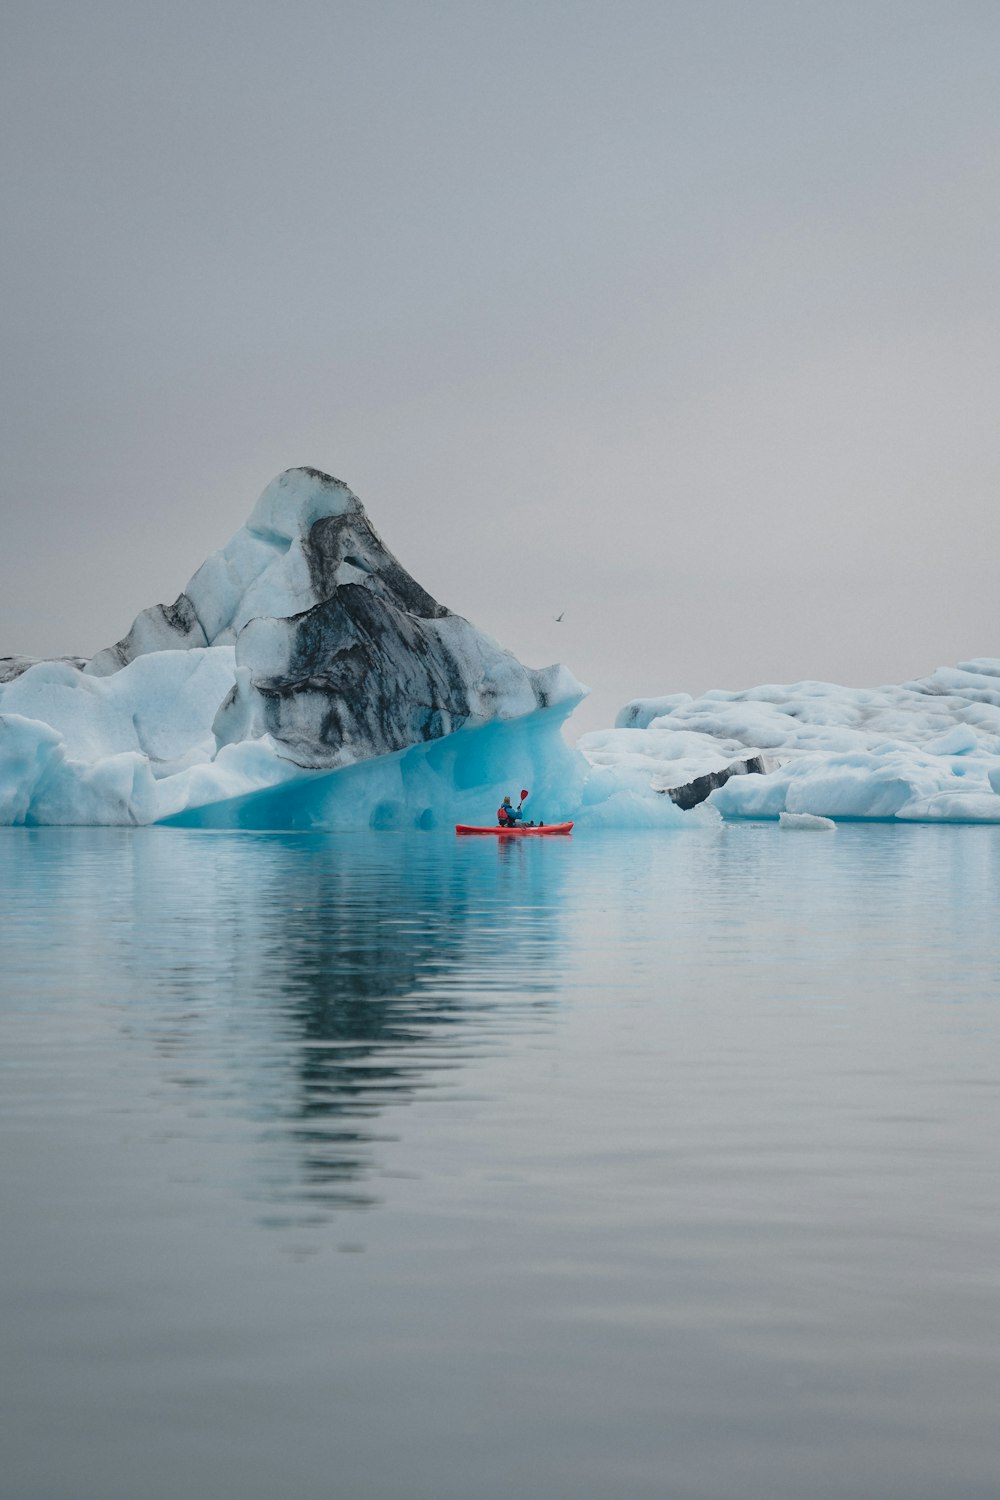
[497,795,524,827]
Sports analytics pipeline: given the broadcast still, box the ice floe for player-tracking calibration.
[587,665,1000,823]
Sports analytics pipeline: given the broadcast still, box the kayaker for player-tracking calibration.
[497,795,523,827]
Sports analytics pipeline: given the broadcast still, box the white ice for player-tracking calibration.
[4,465,999,829]
[779,812,836,831]
[589,662,1000,823]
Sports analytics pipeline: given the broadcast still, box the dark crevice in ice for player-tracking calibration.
[248,585,480,768]
[662,756,769,811]
[302,513,447,621]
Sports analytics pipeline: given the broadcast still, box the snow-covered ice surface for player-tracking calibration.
[586,663,1000,823]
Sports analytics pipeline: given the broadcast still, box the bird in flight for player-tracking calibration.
[554,611,564,623]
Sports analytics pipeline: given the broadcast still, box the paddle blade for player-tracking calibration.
[520,788,529,802]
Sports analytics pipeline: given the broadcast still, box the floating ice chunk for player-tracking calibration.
[7,462,1000,830]
[598,662,1000,824]
[1,468,586,826]
[779,812,836,830]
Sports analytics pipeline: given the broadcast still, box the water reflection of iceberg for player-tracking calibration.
[4,828,571,1224]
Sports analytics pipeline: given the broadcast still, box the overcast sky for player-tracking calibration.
[2,0,998,732]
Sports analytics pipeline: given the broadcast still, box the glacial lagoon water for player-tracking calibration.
[2,822,999,1500]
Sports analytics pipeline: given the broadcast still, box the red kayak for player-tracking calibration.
[455,822,574,837]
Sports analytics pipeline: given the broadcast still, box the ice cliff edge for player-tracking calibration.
[0,468,587,825]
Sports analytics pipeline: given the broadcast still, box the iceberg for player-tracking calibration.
[0,468,593,828]
[0,468,697,830]
[586,664,1000,823]
[4,463,997,829]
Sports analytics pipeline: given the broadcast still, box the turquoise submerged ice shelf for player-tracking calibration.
[157,703,697,832]
[159,705,580,831]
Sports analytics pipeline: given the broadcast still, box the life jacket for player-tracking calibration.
[497,805,511,825]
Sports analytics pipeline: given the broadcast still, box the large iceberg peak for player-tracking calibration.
[246,466,361,541]
[185,465,582,771]
[86,466,443,675]
[1,467,587,824]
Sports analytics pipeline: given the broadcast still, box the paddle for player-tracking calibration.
[518,788,533,826]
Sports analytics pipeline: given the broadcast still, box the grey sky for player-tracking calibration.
[2,0,998,732]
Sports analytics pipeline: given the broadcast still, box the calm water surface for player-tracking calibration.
[1,823,999,1500]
